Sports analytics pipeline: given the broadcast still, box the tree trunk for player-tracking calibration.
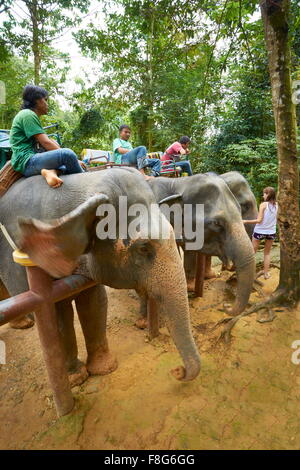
[146,7,155,151]
[28,0,41,85]
[260,0,300,303]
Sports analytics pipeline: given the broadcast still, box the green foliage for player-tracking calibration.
[61,82,128,154]
[195,136,279,200]
[73,0,281,155]
[0,55,34,128]
[0,0,90,85]
[77,109,105,138]
[75,0,238,150]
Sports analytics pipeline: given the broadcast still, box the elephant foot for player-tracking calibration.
[69,361,89,388]
[9,315,35,329]
[87,347,118,376]
[135,316,148,329]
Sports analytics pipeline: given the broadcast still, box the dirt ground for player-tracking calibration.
[1,245,300,450]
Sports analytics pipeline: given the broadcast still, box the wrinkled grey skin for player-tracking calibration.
[182,171,258,279]
[0,168,200,383]
[220,171,258,238]
[144,172,256,317]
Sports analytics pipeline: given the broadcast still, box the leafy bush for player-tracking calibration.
[193,136,279,201]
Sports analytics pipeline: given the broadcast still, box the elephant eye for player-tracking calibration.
[132,240,156,260]
[208,218,225,233]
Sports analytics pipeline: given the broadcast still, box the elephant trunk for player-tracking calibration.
[148,243,201,382]
[154,294,201,381]
[225,222,256,316]
[244,222,256,240]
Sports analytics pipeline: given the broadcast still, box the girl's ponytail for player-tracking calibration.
[264,187,276,205]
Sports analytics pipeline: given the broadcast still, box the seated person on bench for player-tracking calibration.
[161,136,193,176]
[9,85,85,188]
[113,125,161,179]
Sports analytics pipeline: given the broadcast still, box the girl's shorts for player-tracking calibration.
[253,232,276,240]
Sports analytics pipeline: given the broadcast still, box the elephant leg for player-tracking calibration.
[184,252,217,289]
[0,278,34,329]
[184,251,197,291]
[75,285,118,376]
[135,293,148,329]
[56,299,89,387]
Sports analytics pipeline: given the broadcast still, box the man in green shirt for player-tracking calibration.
[112,125,161,179]
[10,85,84,188]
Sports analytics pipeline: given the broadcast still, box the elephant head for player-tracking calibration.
[220,171,258,239]
[17,176,200,382]
[149,174,256,316]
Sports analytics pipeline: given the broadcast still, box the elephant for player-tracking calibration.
[136,172,256,322]
[0,167,200,385]
[181,171,258,281]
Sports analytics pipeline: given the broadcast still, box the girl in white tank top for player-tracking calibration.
[243,187,278,279]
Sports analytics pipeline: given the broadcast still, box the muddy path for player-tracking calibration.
[1,248,300,450]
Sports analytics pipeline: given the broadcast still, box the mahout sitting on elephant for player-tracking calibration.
[0,167,200,385]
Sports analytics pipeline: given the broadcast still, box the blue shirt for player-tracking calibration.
[112,138,132,164]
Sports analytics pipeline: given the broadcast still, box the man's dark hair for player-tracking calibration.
[119,124,131,133]
[179,136,191,145]
[21,85,48,110]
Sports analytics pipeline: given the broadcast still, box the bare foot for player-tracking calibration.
[87,348,118,376]
[41,169,63,188]
[68,362,89,388]
[171,365,186,381]
[223,302,234,316]
[144,175,154,180]
[223,302,241,316]
[256,270,264,279]
[10,315,35,329]
[264,272,271,279]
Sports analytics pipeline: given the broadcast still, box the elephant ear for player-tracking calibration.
[18,194,109,278]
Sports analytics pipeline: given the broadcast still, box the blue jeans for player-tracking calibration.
[174,160,193,176]
[23,148,84,177]
[121,146,161,177]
